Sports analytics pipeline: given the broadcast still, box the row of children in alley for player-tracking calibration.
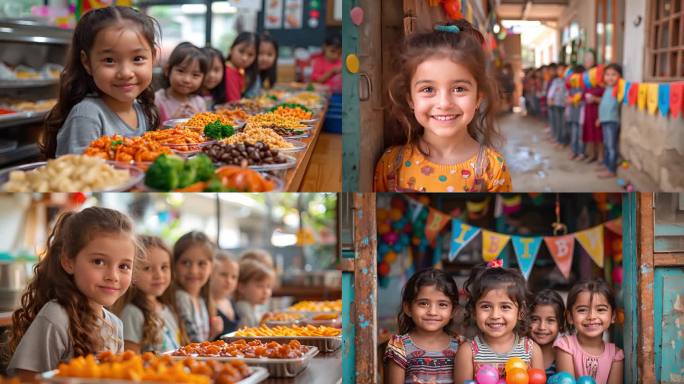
[3,206,278,381]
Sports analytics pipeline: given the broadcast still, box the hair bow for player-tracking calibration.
[486,259,503,269]
[434,25,460,34]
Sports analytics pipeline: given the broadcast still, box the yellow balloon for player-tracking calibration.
[504,357,528,373]
[345,54,360,74]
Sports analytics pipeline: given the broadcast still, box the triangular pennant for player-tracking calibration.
[623,81,631,105]
[544,235,575,280]
[638,83,648,111]
[511,236,542,279]
[617,79,626,103]
[603,218,622,235]
[647,83,659,115]
[448,219,480,261]
[658,83,670,117]
[482,230,511,262]
[671,82,684,119]
[425,208,450,245]
[408,198,425,222]
[628,82,639,106]
[575,225,605,267]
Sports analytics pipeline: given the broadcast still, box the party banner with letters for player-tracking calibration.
[575,225,605,268]
[448,219,480,261]
[544,235,575,279]
[482,230,511,262]
[511,236,543,279]
[425,208,450,245]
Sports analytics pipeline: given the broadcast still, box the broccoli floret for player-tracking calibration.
[186,154,215,181]
[203,120,235,140]
[203,176,228,192]
[144,154,185,191]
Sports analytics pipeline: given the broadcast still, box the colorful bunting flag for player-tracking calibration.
[482,230,511,262]
[604,218,622,235]
[511,236,542,280]
[638,83,648,111]
[628,82,638,106]
[658,83,671,117]
[408,199,425,222]
[671,82,684,119]
[617,79,626,103]
[425,208,450,245]
[647,83,659,115]
[575,225,605,267]
[544,235,575,280]
[623,81,631,105]
[448,219,480,261]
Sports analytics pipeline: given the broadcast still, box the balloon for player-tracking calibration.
[392,243,403,252]
[527,368,546,384]
[505,357,528,374]
[378,261,390,276]
[475,364,499,384]
[553,372,575,384]
[378,222,391,234]
[377,208,389,222]
[390,196,405,209]
[612,265,623,285]
[506,368,528,384]
[384,251,397,264]
[378,243,389,255]
[576,376,596,384]
[390,208,403,221]
[382,232,398,245]
[412,237,421,246]
[497,380,507,384]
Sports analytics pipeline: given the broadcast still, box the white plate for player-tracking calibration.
[0,161,143,192]
[300,118,319,124]
[39,366,269,384]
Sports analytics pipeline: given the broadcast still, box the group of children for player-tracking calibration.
[374,19,513,193]
[523,52,623,178]
[2,206,277,381]
[384,264,623,384]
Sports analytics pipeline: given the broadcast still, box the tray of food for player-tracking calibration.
[246,113,307,131]
[170,340,318,378]
[222,127,298,151]
[0,155,143,192]
[301,312,342,329]
[260,312,305,327]
[224,325,341,353]
[84,134,173,170]
[39,351,268,384]
[202,141,295,169]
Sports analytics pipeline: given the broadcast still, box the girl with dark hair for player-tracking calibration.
[201,47,227,108]
[42,6,161,158]
[225,32,259,102]
[554,278,624,384]
[311,34,342,93]
[245,34,279,97]
[454,262,543,382]
[384,268,460,384]
[6,207,141,381]
[154,42,209,122]
[113,235,189,353]
[374,20,511,192]
[529,289,566,376]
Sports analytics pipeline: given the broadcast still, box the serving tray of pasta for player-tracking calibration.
[222,324,342,353]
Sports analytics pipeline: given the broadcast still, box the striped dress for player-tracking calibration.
[384,333,460,384]
[470,334,534,377]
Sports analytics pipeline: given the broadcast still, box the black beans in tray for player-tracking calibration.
[202,141,288,167]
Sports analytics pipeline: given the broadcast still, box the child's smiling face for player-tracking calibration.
[603,67,620,87]
[529,304,560,346]
[568,291,615,339]
[403,284,454,333]
[175,245,212,296]
[474,288,520,340]
[409,56,480,142]
[81,24,153,107]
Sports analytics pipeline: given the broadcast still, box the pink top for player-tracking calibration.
[154,88,206,123]
[311,54,342,93]
[553,334,624,384]
[225,66,244,102]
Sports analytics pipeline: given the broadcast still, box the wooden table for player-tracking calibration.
[263,349,341,384]
[282,103,328,192]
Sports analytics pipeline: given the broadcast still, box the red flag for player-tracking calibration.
[670,82,684,119]
[628,82,639,106]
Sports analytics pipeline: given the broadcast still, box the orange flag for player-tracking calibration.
[544,235,575,279]
[425,208,450,245]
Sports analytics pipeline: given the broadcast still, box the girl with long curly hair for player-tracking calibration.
[112,235,189,353]
[374,19,511,192]
[5,207,140,380]
[41,6,161,158]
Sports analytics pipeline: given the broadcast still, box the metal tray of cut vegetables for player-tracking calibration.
[39,350,269,384]
[169,339,318,378]
[222,324,342,353]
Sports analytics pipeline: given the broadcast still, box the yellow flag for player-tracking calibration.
[647,83,659,115]
[575,225,604,267]
[617,79,626,103]
[482,230,511,261]
[638,83,648,111]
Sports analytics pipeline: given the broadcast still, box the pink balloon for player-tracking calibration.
[612,265,623,285]
[475,364,499,384]
[350,7,364,25]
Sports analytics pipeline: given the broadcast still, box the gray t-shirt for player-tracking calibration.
[175,289,209,342]
[7,300,123,375]
[56,96,148,156]
[235,300,259,328]
[120,303,181,353]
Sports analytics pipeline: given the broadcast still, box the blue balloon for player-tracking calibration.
[576,376,595,384]
[392,221,404,230]
[392,243,403,252]
[552,372,575,384]
[378,244,389,255]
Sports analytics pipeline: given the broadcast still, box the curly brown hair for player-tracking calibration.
[463,263,531,337]
[387,19,502,150]
[6,207,141,360]
[112,235,189,351]
[40,6,161,159]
